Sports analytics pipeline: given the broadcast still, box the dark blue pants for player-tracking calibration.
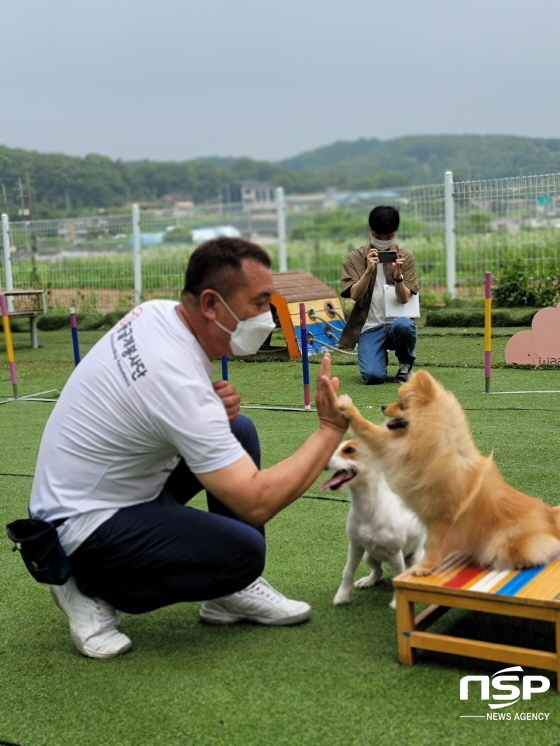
[357,318,417,384]
[69,415,266,614]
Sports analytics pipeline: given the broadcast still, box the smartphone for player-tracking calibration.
[377,250,397,263]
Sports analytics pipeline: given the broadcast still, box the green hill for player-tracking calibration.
[280,137,382,171]
[278,134,560,184]
[2,134,560,218]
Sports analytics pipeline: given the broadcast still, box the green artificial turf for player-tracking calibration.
[1,328,560,745]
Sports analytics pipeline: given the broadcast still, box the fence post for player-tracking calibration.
[1,214,14,311]
[276,186,287,272]
[444,171,456,299]
[132,203,142,306]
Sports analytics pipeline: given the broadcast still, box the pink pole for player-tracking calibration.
[484,272,492,393]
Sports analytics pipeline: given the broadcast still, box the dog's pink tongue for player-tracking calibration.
[319,471,351,491]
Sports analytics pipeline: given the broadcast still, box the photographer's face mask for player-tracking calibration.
[213,292,275,355]
[370,236,396,250]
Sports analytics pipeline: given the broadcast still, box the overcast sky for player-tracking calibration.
[1,0,559,163]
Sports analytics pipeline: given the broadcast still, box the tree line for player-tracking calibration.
[2,134,560,218]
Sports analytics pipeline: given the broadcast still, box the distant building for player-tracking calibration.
[172,200,194,218]
[285,188,404,212]
[191,225,241,243]
[127,232,165,247]
[222,180,276,208]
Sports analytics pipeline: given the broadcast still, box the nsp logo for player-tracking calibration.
[460,665,550,709]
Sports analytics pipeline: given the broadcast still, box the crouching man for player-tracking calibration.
[29,238,347,658]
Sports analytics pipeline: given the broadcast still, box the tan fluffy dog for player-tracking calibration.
[338,370,560,575]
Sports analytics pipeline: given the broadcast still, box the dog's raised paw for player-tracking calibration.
[338,394,354,419]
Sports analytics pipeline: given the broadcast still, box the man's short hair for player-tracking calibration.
[183,237,271,300]
[368,205,400,234]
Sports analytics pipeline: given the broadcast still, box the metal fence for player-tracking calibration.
[2,172,560,312]
[451,173,560,293]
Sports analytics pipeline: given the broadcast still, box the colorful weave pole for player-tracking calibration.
[0,292,19,399]
[299,303,311,409]
[484,272,492,393]
[483,270,560,396]
[70,307,81,366]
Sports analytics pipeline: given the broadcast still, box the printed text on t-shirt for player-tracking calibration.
[111,320,148,385]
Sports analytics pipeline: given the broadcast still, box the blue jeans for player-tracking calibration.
[357,318,417,385]
[69,415,266,614]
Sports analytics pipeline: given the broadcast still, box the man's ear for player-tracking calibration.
[199,289,219,320]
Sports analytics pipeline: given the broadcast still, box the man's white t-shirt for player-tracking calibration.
[361,269,390,333]
[29,300,246,554]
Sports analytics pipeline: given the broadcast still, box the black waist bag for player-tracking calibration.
[6,519,71,586]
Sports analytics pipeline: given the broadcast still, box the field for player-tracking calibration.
[6,225,560,312]
[1,325,560,745]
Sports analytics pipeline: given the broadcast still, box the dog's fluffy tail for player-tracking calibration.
[490,524,560,569]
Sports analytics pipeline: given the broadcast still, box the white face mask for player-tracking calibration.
[213,292,275,355]
[370,236,395,250]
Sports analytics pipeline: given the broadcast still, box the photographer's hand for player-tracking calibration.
[350,250,378,301]
[391,257,411,302]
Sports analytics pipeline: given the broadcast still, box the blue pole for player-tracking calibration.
[299,303,311,409]
[70,307,81,365]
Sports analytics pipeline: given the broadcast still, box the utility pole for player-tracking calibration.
[1,184,9,213]
[24,175,40,287]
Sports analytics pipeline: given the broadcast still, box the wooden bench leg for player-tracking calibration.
[30,316,38,348]
[396,588,416,665]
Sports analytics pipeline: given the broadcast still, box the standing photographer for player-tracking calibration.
[339,205,419,384]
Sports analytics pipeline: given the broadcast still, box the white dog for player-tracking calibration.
[321,439,426,608]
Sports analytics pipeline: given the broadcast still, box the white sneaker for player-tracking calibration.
[200,577,311,626]
[50,576,132,659]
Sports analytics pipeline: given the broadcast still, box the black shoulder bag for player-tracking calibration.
[6,519,71,586]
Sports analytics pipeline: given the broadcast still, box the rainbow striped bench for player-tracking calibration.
[393,552,560,690]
